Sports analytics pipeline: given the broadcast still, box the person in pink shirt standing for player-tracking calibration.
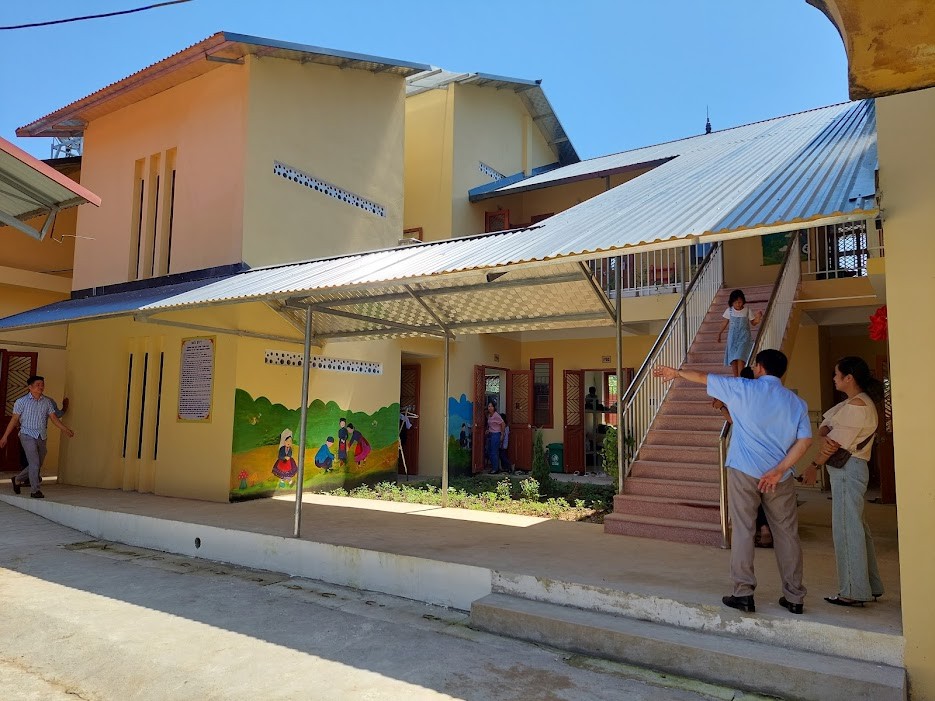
[485,402,506,474]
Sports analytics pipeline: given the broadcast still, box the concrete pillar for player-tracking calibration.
[876,87,935,698]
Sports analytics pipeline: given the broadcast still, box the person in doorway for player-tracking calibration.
[499,412,513,474]
[585,386,599,410]
[717,289,763,377]
[653,349,812,615]
[485,401,505,474]
[18,396,68,482]
[347,423,371,466]
[711,367,774,548]
[314,437,335,472]
[800,356,885,607]
[1,375,75,499]
[271,429,299,487]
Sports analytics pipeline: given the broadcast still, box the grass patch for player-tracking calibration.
[320,476,614,522]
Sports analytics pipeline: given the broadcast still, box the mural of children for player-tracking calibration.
[315,437,336,472]
[347,422,371,466]
[337,418,349,465]
[459,423,468,449]
[272,428,299,487]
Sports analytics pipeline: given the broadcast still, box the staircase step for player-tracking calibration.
[657,400,722,417]
[637,444,719,464]
[613,493,721,523]
[602,512,723,546]
[623,477,720,501]
[642,430,720,447]
[629,460,720,481]
[470,594,907,701]
[651,414,726,432]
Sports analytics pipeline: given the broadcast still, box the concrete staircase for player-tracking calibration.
[604,284,774,546]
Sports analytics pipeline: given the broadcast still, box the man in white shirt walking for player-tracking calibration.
[0,375,75,498]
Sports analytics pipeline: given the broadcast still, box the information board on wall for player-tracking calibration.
[178,336,215,422]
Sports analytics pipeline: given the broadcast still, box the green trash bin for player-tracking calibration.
[546,443,564,473]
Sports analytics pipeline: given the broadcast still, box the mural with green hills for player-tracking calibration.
[230,388,398,501]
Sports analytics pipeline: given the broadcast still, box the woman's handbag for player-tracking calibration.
[825,434,874,468]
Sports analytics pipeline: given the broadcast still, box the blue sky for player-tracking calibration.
[1,1,849,161]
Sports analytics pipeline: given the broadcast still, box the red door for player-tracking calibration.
[399,364,420,475]
[507,370,532,470]
[876,355,895,504]
[0,350,38,471]
[471,365,486,474]
[563,370,585,473]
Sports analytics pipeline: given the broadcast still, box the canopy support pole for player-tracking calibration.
[294,306,313,538]
[615,256,625,494]
[441,333,451,507]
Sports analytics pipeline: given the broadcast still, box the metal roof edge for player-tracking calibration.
[468,163,563,201]
[0,135,101,206]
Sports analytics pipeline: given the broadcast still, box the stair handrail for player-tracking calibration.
[717,234,801,548]
[617,242,724,492]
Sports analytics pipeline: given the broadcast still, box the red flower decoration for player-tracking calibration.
[238,470,249,480]
[869,305,888,342]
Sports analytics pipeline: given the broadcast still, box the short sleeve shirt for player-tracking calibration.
[12,394,57,440]
[722,307,751,321]
[707,375,811,480]
[486,412,505,434]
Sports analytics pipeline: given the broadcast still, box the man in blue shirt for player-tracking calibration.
[0,375,75,499]
[654,349,812,615]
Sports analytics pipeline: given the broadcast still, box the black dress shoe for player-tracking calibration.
[30,490,45,499]
[824,596,865,607]
[722,594,755,612]
[11,476,21,495]
[779,596,804,614]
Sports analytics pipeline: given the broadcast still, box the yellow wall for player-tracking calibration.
[404,88,455,241]
[242,56,405,264]
[0,207,76,275]
[62,315,237,501]
[877,86,935,698]
[451,84,557,237]
[722,235,782,288]
[520,335,657,446]
[74,64,248,290]
[784,322,823,416]
[0,286,70,471]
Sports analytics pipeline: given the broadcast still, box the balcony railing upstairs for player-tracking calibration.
[616,242,724,492]
[717,233,801,547]
[799,218,883,281]
[589,243,714,299]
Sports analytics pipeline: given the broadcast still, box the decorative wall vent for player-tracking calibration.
[479,162,506,181]
[273,161,386,218]
[264,350,383,375]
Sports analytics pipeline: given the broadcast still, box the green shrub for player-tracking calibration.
[602,426,635,490]
[531,428,552,490]
[519,477,540,501]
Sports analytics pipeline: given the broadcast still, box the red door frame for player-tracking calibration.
[563,370,585,473]
[472,364,510,474]
[0,350,39,471]
[399,364,421,475]
[506,370,532,470]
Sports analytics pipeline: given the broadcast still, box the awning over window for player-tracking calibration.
[0,136,100,240]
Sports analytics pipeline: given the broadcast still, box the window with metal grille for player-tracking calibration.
[485,210,510,233]
[531,358,553,428]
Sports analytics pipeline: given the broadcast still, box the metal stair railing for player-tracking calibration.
[617,242,724,493]
[717,234,801,548]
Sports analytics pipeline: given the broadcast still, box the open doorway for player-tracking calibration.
[399,364,420,475]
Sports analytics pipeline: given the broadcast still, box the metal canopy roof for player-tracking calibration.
[0,137,100,240]
[0,100,878,342]
[17,32,432,139]
[406,68,579,166]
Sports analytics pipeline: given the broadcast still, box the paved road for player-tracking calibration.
[0,502,763,701]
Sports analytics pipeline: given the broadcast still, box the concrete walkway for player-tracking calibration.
[0,479,903,668]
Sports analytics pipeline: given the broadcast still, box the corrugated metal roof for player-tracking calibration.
[0,277,230,331]
[17,32,432,139]
[406,68,579,166]
[0,99,877,341]
[0,136,100,236]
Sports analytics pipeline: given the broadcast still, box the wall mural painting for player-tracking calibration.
[447,394,473,477]
[230,389,398,500]
[761,230,808,266]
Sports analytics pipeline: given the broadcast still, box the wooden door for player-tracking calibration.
[563,370,584,473]
[876,355,896,504]
[472,365,486,474]
[0,350,38,471]
[507,370,532,470]
[399,364,420,475]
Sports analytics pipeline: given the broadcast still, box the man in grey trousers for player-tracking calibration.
[1,375,75,499]
[653,349,813,615]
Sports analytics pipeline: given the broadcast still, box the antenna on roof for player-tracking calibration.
[705,106,712,135]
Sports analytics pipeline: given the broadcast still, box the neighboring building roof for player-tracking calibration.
[0,99,877,340]
[471,100,876,203]
[0,136,100,240]
[406,68,579,166]
[16,32,433,139]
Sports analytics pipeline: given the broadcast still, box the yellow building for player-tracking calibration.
[4,17,934,694]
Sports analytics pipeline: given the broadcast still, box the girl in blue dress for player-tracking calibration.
[717,289,763,377]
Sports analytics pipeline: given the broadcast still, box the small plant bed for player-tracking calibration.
[322,476,614,522]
